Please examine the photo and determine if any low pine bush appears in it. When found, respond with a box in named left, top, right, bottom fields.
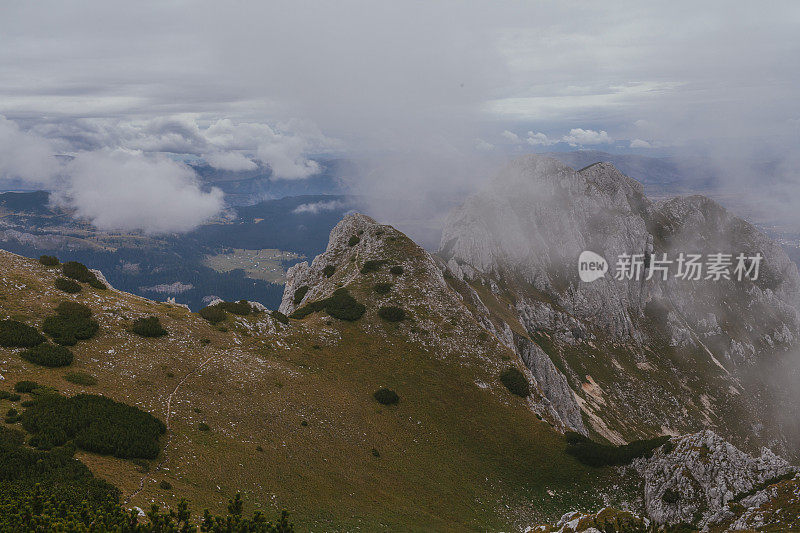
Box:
left=373, top=388, right=400, bottom=405
left=390, top=265, right=404, bottom=275
left=217, top=300, right=252, bottom=316
left=271, top=310, right=289, bottom=325
left=499, top=367, right=530, bottom=397
left=21, top=343, right=74, bottom=368
left=0, top=320, right=45, bottom=348
left=21, top=393, right=166, bottom=459
left=130, top=316, right=167, bottom=338
left=199, top=305, right=227, bottom=324
left=0, top=391, right=21, bottom=401
left=14, top=381, right=39, bottom=394
left=43, top=303, right=99, bottom=346
left=64, top=371, right=98, bottom=386
left=564, top=432, right=670, bottom=467
left=290, top=288, right=365, bottom=321
left=322, top=265, right=336, bottom=277
left=293, top=286, right=309, bottom=305
left=373, top=282, right=392, bottom=294
left=61, top=261, right=106, bottom=289
left=198, top=422, right=211, bottom=432
left=55, top=277, right=81, bottom=293
left=348, top=235, right=360, bottom=246
left=661, top=489, right=680, bottom=504
left=38, top=255, right=59, bottom=266
left=360, top=260, right=387, bottom=274
left=378, top=306, right=406, bottom=322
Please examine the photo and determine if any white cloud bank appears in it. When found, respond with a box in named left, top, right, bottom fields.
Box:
left=501, top=128, right=612, bottom=147
left=292, top=200, right=346, bottom=215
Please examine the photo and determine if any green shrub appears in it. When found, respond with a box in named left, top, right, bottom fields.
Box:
left=390, top=265, right=404, bottom=275
left=21, top=343, right=74, bottom=367
left=373, top=388, right=400, bottom=405
left=5, top=407, right=20, bottom=423
left=217, top=300, right=253, bottom=316
left=662, top=489, right=680, bottom=504
left=374, top=282, right=392, bottom=294
left=130, top=316, right=167, bottom=338
left=348, top=235, right=360, bottom=246
left=499, top=367, right=530, bottom=397
left=293, top=286, right=309, bottom=305
left=198, top=422, right=211, bottom=431
left=322, top=265, right=336, bottom=277
left=88, top=277, right=107, bottom=290
left=661, top=439, right=675, bottom=454
left=21, top=393, right=166, bottom=459
left=64, top=371, right=98, bottom=386
left=290, top=288, right=365, bottom=321
left=271, top=310, right=289, bottom=325
left=39, top=255, right=59, bottom=266
left=564, top=432, right=670, bottom=467
left=360, top=260, right=387, bottom=274
left=62, top=261, right=94, bottom=282
left=43, top=304, right=99, bottom=346
left=0, top=390, right=21, bottom=401
left=378, top=306, right=406, bottom=322
left=199, top=305, right=227, bottom=324
left=14, top=381, right=39, bottom=393
left=55, top=277, right=82, bottom=293
left=0, top=320, right=45, bottom=347
left=160, top=480, right=172, bottom=490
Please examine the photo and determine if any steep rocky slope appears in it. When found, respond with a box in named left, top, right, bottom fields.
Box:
left=438, top=155, right=800, bottom=457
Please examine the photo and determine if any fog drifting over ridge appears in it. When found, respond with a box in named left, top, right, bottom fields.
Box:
left=0, top=1, right=798, bottom=235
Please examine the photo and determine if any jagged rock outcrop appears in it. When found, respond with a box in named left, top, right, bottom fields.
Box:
left=632, top=430, right=794, bottom=527
left=526, top=508, right=650, bottom=533
left=438, top=155, right=800, bottom=454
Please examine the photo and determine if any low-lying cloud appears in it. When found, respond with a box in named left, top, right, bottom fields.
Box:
left=292, top=200, right=347, bottom=215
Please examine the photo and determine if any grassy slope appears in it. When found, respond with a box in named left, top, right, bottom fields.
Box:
left=0, top=247, right=623, bottom=531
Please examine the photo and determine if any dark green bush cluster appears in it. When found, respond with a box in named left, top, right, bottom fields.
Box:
left=499, top=367, right=530, bottom=397
left=217, top=300, right=255, bottom=316
left=661, top=488, right=680, bottom=504
left=564, top=432, right=670, bottom=467
left=293, top=286, right=309, bottom=305
left=0, top=390, right=21, bottom=401
left=198, top=422, right=211, bottom=432
left=21, top=392, right=166, bottom=458
left=61, top=261, right=106, bottom=289
left=378, top=306, right=406, bottom=322
left=55, top=277, right=82, bottom=293
left=390, top=265, right=404, bottom=275
left=5, top=407, right=20, bottom=424
left=271, top=310, right=289, bottom=325
left=0, top=319, right=44, bottom=348
left=373, top=388, right=400, bottom=405
left=14, top=381, right=39, bottom=393
left=43, top=301, right=99, bottom=346
left=290, top=288, right=366, bottom=321
left=38, top=255, right=59, bottom=266
left=130, top=316, right=168, bottom=338
left=348, top=235, right=360, bottom=246
left=373, top=282, right=392, bottom=294
left=64, top=371, right=98, bottom=386
left=21, top=343, right=74, bottom=367
left=199, top=305, right=227, bottom=324
left=322, top=265, right=336, bottom=277
left=360, top=259, right=387, bottom=274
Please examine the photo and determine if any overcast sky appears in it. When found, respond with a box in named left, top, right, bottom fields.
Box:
left=0, top=1, right=798, bottom=233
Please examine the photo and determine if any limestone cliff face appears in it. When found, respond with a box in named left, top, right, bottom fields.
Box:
left=438, top=155, right=800, bottom=454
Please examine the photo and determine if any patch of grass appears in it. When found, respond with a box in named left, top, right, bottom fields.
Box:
left=374, top=282, right=392, bottom=294
left=64, top=371, right=98, bottom=386
left=199, top=305, right=227, bottom=324
left=323, top=265, right=336, bottom=278
left=290, top=288, right=366, bottom=321
left=564, top=432, right=670, bottom=467
left=499, top=367, right=530, bottom=398
left=378, top=306, right=406, bottom=322
left=390, top=265, right=404, bottom=275
left=55, top=277, right=82, bottom=293
left=21, top=343, right=74, bottom=368
left=130, top=316, right=168, bottom=338
left=373, top=388, right=400, bottom=405
left=43, top=303, right=99, bottom=346
left=38, top=255, right=59, bottom=266
left=348, top=235, right=360, bottom=246
left=360, top=260, right=387, bottom=274
left=293, top=286, right=309, bottom=305
left=21, top=392, right=166, bottom=459
left=0, top=319, right=45, bottom=348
